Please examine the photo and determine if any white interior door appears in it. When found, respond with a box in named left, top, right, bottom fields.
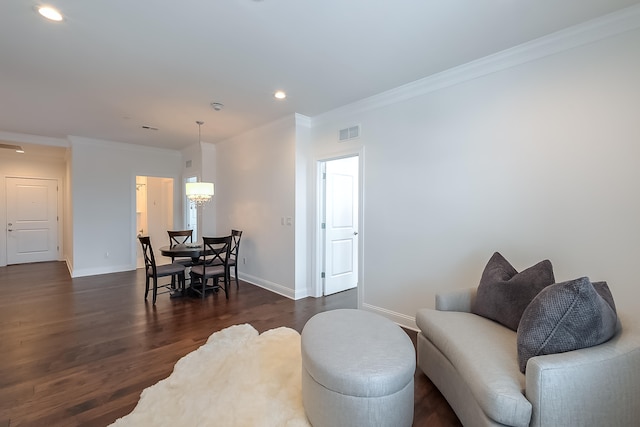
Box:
left=324, top=156, right=359, bottom=295
left=6, top=177, right=59, bottom=264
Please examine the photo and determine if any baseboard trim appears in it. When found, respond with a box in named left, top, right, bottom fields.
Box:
left=238, top=273, right=306, bottom=300
left=362, top=303, right=418, bottom=331
left=71, top=263, right=135, bottom=278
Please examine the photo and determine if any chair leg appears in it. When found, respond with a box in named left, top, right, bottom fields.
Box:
left=201, top=278, right=207, bottom=300
left=152, top=277, right=158, bottom=304
left=234, top=264, right=239, bottom=288
left=145, top=276, right=150, bottom=300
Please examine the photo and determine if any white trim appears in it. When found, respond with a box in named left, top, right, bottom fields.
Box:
left=362, top=303, right=418, bottom=331
left=313, top=4, right=640, bottom=125
left=238, top=273, right=304, bottom=300
left=294, top=113, right=312, bottom=128
left=0, top=131, right=69, bottom=147
left=71, top=263, right=135, bottom=278
left=312, top=146, right=365, bottom=307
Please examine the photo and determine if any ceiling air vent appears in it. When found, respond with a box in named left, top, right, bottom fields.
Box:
left=338, top=125, right=360, bottom=142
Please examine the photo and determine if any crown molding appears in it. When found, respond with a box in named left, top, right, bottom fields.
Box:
left=295, top=113, right=312, bottom=128
left=313, top=4, right=640, bottom=125
left=0, top=130, right=69, bottom=147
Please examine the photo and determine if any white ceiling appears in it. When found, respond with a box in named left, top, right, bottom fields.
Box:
left=1, top=0, right=639, bottom=151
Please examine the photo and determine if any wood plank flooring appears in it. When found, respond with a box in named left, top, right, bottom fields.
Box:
left=0, top=262, right=461, bottom=427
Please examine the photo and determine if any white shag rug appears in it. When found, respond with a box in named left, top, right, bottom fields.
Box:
left=110, top=324, right=311, bottom=427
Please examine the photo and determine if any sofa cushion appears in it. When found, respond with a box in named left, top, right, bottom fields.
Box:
left=517, top=277, right=618, bottom=373
left=416, top=309, right=532, bottom=427
left=472, top=252, right=555, bottom=331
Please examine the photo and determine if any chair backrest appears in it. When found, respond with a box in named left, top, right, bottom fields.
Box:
left=201, top=236, right=232, bottom=268
left=168, top=230, right=193, bottom=247
left=138, top=236, right=157, bottom=276
left=230, top=229, right=243, bottom=260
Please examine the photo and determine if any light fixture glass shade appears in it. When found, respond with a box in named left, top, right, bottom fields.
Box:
left=186, top=182, right=214, bottom=205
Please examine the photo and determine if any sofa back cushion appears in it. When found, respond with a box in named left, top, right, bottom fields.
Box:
left=517, top=277, right=618, bottom=373
left=472, top=252, right=555, bottom=331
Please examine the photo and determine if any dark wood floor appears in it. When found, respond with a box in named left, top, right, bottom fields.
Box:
left=0, top=262, right=461, bottom=427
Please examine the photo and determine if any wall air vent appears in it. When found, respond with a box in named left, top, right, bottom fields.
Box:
left=338, top=125, right=361, bottom=142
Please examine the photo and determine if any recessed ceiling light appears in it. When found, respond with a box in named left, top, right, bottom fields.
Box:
left=37, top=6, right=63, bottom=22
left=274, top=90, right=287, bottom=100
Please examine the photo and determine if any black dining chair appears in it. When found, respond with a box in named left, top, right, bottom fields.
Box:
left=228, top=229, right=243, bottom=288
left=189, top=236, right=232, bottom=300
left=168, top=229, right=198, bottom=289
left=167, top=230, right=197, bottom=266
left=138, top=236, right=186, bottom=304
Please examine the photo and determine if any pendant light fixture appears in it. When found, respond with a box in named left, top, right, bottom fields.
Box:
left=186, top=121, right=214, bottom=206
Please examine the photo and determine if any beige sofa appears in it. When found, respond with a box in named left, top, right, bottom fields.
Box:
left=416, top=287, right=640, bottom=427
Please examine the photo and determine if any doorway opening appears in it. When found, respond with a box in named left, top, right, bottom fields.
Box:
left=135, top=176, right=174, bottom=268
left=319, top=155, right=359, bottom=296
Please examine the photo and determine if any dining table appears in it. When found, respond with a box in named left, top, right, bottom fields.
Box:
left=159, top=243, right=211, bottom=298
left=159, top=243, right=209, bottom=263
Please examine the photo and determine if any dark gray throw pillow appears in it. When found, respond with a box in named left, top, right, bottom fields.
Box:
left=516, top=277, right=618, bottom=373
left=471, top=252, right=555, bottom=331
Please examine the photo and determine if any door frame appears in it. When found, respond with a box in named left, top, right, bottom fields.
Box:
left=129, top=173, right=180, bottom=271
left=184, top=175, right=201, bottom=242
left=313, top=147, right=364, bottom=305
left=5, top=176, right=62, bottom=265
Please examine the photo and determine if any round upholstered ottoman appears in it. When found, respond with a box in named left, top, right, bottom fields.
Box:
left=301, top=309, right=415, bottom=427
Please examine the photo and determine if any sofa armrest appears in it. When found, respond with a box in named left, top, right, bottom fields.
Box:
left=435, top=287, right=477, bottom=312
left=525, top=314, right=640, bottom=427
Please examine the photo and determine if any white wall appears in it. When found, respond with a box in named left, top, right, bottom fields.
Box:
left=215, top=115, right=299, bottom=298
left=70, top=137, right=182, bottom=277
left=310, top=25, right=640, bottom=327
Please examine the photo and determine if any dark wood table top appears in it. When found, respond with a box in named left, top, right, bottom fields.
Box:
left=159, top=244, right=207, bottom=258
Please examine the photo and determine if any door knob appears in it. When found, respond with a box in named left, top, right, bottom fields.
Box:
left=353, top=231, right=358, bottom=235
left=7, top=229, right=13, bottom=232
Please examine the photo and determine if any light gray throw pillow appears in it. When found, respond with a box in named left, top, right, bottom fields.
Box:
left=517, top=277, right=618, bottom=373
left=471, top=252, right=555, bottom=331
